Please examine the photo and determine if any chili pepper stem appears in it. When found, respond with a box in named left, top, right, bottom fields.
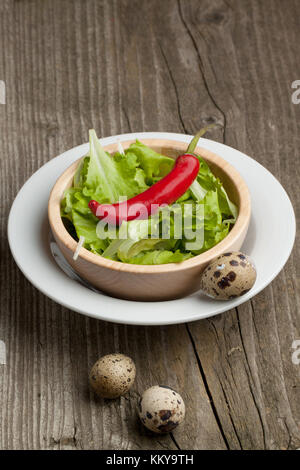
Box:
left=187, top=124, right=218, bottom=154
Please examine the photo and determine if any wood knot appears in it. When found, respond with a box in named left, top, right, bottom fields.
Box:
left=201, top=116, right=222, bottom=126
left=206, top=11, right=225, bottom=24
left=197, top=4, right=231, bottom=26
left=199, top=116, right=224, bottom=131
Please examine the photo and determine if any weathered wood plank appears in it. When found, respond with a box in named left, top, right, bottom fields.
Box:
left=0, top=0, right=299, bottom=450
left=179, top=0, right=300, bottom=449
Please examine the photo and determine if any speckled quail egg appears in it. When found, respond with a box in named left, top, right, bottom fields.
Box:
left=200, top=251, right=256, bottom=300
left=89, top=353, right=136, bottom=399
left=138, top=385, right=185, bottom=434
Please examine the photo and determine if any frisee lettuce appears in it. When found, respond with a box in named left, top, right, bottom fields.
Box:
left=61, top=130, right=237, bottom=265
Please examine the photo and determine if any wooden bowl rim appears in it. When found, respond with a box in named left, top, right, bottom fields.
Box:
left=48, top=138, right=251, bottom=274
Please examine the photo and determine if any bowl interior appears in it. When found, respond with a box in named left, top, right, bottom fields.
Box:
left=49, top=139, right=250, bottom=273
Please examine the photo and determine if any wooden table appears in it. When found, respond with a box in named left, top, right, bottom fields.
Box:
left=0, top=0, right=299, bottom=450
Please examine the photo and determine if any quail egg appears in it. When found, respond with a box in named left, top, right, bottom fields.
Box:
left=89, top=353, right=136, bottom=399
left=138, top=385, right=185, bottom=433
left=201, top=251, right=256, bottom=300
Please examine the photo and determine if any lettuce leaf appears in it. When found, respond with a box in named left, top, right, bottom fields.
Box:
left=125, top=140, right=174, bottom=180
left=83, top=130, right=142, bottom=203
left=124, top=250, right=192, bottom=265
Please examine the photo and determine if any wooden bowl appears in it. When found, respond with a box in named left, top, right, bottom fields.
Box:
left=48, top=139, right=251, bottom=301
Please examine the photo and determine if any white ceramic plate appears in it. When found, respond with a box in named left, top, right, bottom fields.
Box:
left=8, top=133, right=296, bottom=325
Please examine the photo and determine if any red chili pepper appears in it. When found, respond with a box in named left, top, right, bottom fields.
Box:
left=88, top=153, right=200, bottom=226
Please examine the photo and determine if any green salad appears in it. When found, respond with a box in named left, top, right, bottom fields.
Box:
left=61, top=130, right=237, bottom=265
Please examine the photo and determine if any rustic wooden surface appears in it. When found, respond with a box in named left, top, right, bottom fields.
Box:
left=0, top=0, right=299, bottom=450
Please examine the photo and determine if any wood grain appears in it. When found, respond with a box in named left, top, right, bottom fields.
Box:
left=0, top=0, right=299, bottom=449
